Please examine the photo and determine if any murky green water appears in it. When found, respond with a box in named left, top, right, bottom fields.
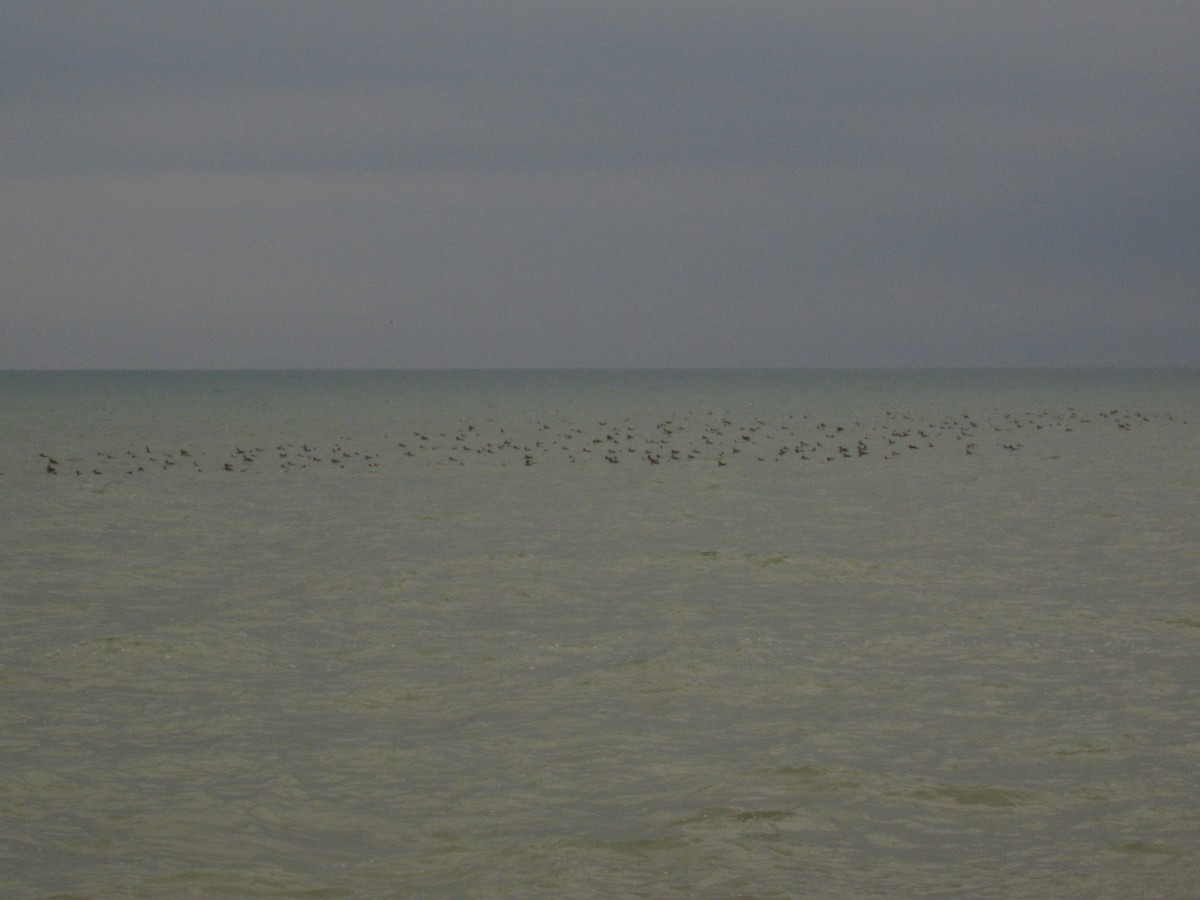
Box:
left=2, top=370, right=1198, bottom=897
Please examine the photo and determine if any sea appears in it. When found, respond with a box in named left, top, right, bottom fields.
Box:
left=2, top=369, right=1198, bottom=898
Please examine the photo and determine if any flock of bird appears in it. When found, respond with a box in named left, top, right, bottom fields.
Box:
left=29, top=407, right=1171, bottom=477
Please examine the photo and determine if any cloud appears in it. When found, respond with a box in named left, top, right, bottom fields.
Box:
left=2, top=2, right=1198, bottom=367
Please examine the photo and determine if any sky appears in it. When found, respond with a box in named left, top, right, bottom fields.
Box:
left=2, top=1, right=1198, bottom=369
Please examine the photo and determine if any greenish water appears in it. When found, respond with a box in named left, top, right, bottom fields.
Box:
left=2, top=370, right=1198, bottom=897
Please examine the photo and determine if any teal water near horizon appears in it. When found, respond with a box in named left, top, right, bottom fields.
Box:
left=2, top=369, right=1199, bottom=897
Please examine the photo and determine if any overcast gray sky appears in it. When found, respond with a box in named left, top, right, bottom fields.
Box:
left=3, top=1, right=1197, bottom=368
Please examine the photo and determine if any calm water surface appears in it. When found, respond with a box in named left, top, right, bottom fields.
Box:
left=2, top=370, right=1198, bottom=897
